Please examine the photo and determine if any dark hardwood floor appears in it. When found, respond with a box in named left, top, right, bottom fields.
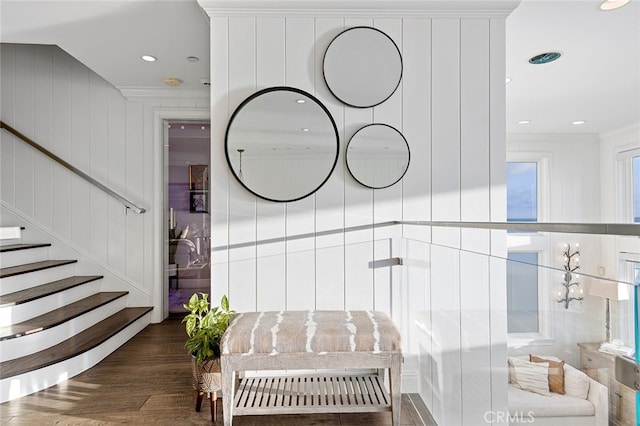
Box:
left=0, top=318, right=429, bottom=425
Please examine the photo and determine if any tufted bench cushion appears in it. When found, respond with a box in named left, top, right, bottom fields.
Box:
left=222, top=310, right=401, bottom=355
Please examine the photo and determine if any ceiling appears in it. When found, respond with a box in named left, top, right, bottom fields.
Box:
left=1, top=0, right=638, bottom=135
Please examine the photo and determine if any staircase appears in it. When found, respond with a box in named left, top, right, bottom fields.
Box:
left=0, top=226, right=152, bottom=403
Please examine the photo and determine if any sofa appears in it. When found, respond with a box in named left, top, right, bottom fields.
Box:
left=508, top=355, right=608, bottom=426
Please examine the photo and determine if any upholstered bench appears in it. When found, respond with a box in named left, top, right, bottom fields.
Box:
left=220, top=310, right=402, bottom=425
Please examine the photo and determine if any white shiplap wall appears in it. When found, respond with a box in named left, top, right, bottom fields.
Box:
left=0, top=44, right=209, bottom=320
left=201, top=2, right=512, bottom=423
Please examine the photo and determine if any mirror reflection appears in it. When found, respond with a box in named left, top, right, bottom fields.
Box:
left=346, top=124, right=410, bottom=189
left=225, top=87, right=339, bottom=202
left=323, top=26, right=402, bottom=108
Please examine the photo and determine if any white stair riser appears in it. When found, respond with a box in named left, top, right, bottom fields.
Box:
left=0, top=247, right=50, bottom=268
left=0, top=227, right=22, bottom=241
left=0, top=296, right=127, bottom=361
left=0, top=264, right=76, bottom=296
left=0, top=312, right=150, bottom=403
left=0, top=279, right=102, bottom=326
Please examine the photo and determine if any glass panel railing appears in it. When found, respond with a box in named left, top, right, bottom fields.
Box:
left=402, top=226, right=638, bottom=426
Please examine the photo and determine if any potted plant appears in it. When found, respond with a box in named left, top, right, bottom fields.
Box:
left=183, top=293, right=235, bottom=421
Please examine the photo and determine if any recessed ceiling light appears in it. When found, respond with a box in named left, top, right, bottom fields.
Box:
left=517, top=120, right=531, bottom=125
left=529, top=51, right=562, bottom=65
left=180, top=125, right=185, bottom=130
left=296, top=99, right=306, bottom=104
left=186, top=56, right=200, bottom=62
left=141, top=55, right=157, bottom=62
left=505, top=77, right=512, bottom=84
left=301, top=128, right=310, bottom=132
left=201, top=126, right=206, bottom=130
left=600, top=0, right=630, bottom=10
left=572, top=120, right=586, bottom=125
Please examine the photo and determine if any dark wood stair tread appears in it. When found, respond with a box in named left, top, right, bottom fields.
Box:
left=0, top=307, right=152, bottom=380
left=0, top=275, right=103, bottom=307
left=0, top=243, right=51, bottom=253
left=0, top=259, right=77, bottom=279
left=0, top=291, right=128, bottom=340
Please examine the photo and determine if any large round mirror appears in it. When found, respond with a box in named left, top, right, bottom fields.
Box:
left=225, top=87, right=339, bottom=202
left=346, top=124, right=410, bottom=189
left=323, top=26, right=402, bottom=108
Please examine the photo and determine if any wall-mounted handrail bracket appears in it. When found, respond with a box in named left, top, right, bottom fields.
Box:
left=1, top=120, right=146, bottom=214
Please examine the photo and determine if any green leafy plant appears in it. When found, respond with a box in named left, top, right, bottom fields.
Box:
left=183, top=293, right=235, bottom=364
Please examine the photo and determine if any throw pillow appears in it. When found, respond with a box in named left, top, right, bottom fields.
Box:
left=564, top=366, right=590, bottom=399
left=508, top=357, right=550, bottom=396
left=530, top=354, right=565, bottom=394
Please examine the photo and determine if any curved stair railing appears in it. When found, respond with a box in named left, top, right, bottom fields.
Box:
left=0, top=120, right=146, bottom=214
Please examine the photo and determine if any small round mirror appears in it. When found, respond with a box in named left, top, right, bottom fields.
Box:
left=323, top=26, right=402, bottom=108
left=225, top=87, right=339, bottom=202
left=346, top=124, right=410, bottom=189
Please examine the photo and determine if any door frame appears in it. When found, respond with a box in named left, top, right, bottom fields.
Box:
left=153, top=107, right=210, bottom=322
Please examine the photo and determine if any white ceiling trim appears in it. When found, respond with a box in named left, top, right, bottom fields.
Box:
left=118, top=86, right=210, bottom=102
left=198, top=0, right=520, bottom=18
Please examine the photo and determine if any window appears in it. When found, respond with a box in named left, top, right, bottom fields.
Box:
left=506, top=159, right=548, bottom=339
left=507, top=162, right=537, bottom=222
left=507, top=252, right=539, bottom=333
left=634, top=156, right=639, bottom=223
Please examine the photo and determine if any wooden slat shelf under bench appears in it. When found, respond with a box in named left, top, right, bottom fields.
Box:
left=232, top=373, right=391, bottom=416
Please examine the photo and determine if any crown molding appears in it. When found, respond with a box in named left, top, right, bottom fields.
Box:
left=197, top=0, right=521, bottom=18
left=117, top=86, right=210, bottom=102
left=599, top=123, right=640, bottom=144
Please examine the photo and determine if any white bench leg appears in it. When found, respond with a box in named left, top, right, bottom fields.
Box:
left=221, top=356, right=234, bottom=426
left=390, top=353, right=403, bottom=426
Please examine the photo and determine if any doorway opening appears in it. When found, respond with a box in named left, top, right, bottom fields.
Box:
left=166, top=120, right=211, bottom=314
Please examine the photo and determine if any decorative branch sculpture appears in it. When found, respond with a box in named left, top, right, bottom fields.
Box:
left=557, top=243, right=583, bottom=309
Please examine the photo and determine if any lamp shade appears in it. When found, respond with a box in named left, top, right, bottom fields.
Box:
left=588, top=280, right=629, bottom=301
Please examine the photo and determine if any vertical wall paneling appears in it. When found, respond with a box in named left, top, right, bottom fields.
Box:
left=406, top=238, right=432, bottom=408
left=431, top=19, right=461, bottom=249
left=314, top=17, right=346, bottom=311
left=460, top=251, right=491, bottom=425
left=373, top=238, right=392, bottom=314
left=284, top=18, right=316, bottom=311
left=430, top=244, right=462, bottom=425
left=89, top=75, right=109, bottom=264
left=315, top=243, right=346, bottom=310
left=460, top=19, right=491, bottom=257
left=70, top=60, right=91, bottom=253
left=255, top=17, right=286, bottom=311
left=228, top=17, right=258, bottom=312
left=401, top=19, right=431, bottom=242
left=372, top=18, right=404, bottom=224
left=489, top=18, right=509, bottom=419
left=210, top=16, right=231, bottom=303
left=256, top=17, right=285, bottom=89
left=108, top=90, right=127, bottom=277
left=0, top=44, right=16, bottom=206
left=32, top=45, right=54, bottom=229
left=124, top=102, right=144, bottom=283
left=344, top=241, right=374, bottom=310
left=51, top=48, right=73, bottom=242
left=14, top=45, right=35, bottom=217
left=458, top=20, right=493, bottom=424
left=342, top=17, right=375, bottom=311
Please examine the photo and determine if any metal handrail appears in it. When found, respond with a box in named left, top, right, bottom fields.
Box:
left=212, top=220, right=639, bottom=251
left=1, top=120, right=146, bottom=214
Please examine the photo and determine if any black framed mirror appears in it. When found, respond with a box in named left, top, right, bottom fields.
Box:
left=225, top=86, right=340, bottom=202
left=323, top=26, right=403, bottom=108
left=346, top=123, right=410, bottom=189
